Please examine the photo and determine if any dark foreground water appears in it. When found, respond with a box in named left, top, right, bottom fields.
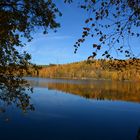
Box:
left=0, top=77, right=140, bottom=140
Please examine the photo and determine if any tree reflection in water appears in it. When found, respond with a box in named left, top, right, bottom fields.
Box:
left=0, top=76, right=35, bottom=119
left=46, top=81, right=140, bottom=103
left=29, top=79, right=140, bottom=103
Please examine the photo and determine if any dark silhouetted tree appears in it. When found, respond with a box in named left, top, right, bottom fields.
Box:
left=0, top=0, right=62, bottom=112
left=69, top=0, right=140, bottom=59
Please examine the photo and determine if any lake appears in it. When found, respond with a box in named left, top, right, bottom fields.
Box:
left=0, top=77, right=140, bottom=140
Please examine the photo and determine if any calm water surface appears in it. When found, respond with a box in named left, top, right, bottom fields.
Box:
left=0, top=77, right=140, bottom=140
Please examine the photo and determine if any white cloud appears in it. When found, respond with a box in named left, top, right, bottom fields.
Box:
left=46, top=35, right=72, bottom=40
left=31, top=33, right=73, bottom=41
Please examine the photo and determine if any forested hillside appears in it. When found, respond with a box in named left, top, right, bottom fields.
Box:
left=30, top=59, right=140, bottom=81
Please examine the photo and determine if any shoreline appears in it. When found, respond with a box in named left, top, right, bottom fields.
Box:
left=26, top=76, right=140, bottom=83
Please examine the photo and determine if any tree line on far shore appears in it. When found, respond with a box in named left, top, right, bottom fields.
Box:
left=29, top=59, right=140, bottom=81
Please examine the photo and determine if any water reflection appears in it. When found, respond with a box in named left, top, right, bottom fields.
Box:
left=0, top=77, right=35, bottom=117
left=0, top=77, right=140, bottom=140
left=29, top=78, right=140, bottom=103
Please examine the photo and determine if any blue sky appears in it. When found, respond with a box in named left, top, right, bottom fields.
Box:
left=23, top=1, right=94, bottom=65
left=24, top=1, right=140, bottom=65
